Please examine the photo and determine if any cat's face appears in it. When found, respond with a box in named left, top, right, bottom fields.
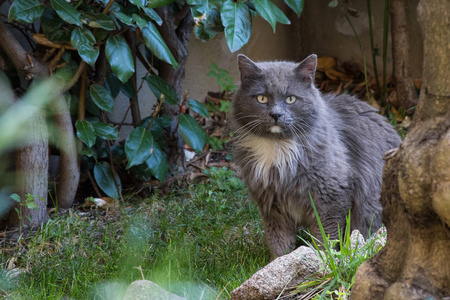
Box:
left=232, top=55, right=319, bottom=140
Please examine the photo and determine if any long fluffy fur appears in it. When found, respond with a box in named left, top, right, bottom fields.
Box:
left=231, top=55, right=402, bottom=259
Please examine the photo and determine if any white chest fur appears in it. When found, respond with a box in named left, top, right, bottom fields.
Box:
left=237, top=135, right=303, bottom=187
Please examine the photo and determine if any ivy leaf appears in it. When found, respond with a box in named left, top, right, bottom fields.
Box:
left=144, top=75, right=178, bottom=105
left=75, top=120, right=96, bottom=147
left=94, top=161, right=121, bottom=199
left=221, top=0, right=252, bottom=53
left=71, top=27, right=99, bottom=66
left=50, top=0, right=82, bottom=26
left=284, top=0, right=304, bottom=17
left=146, top=143, right=168, bottom=181
left=89, top=84, right=114, bottom=112
left=188, top=99, right=209, bottom=117
left=178, top=113, right=206, bottom=153
left=8, top=0, right=45, bottom=23
left=105, top=36, right=135, bottom=83
left=90, top=120, right=119, bottom=140
left=125, top=127, right=154, bottom=169
left=254, top=0, right=290, bottom=32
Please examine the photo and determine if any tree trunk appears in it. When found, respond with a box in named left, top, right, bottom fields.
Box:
left=156, top=5, right=194, bottom=170
left=51, top=96, right=80, bottom=209
left=351, top=0, right=450, bottom=299
left=390, top=0, right=417, bottom=114
left=8, top=112, right=49, bottom=228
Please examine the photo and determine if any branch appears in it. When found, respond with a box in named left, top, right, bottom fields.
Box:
left=0, top=19, right=48, bottom=79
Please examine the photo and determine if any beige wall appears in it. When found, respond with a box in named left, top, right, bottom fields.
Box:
left=183, top=0, right=423, bottom=103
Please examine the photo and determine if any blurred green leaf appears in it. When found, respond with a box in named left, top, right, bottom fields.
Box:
left=75, top=120, right=96, bottom=147
left=188, top=99, right=209, bottom=117
left=89, top=84, right=114, bottom=112
left=105, top=71, right=122, bottom=98
left=94, top=161, right=121, bottom=199
left=125, top=127, right=153, bottom=169
left=146, top=143, right=167, bottom=181
left=221, top=0, right=252, bottom=53
left=144, top=75, right=178, bottom=105
left=90, top=119, right=119, bottom=140
left=112, top=11, right=134, bottom=26
left=105, top=35, right=135, bottom=83
left=50, top=0, right=82, bottom=26
left=10, top=193, right=21, bottom=203
left=8, top=0, right=44, bottom=23
left=284, top=0, right=304, bottom=17
left=178, top=113, right=206, bottom=153
left=82, top=12, right=116, bottom=30
left=254, top=0, right=290, bottom=32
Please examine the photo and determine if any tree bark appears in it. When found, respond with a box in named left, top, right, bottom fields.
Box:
left=8, top=112, right=49, bottom=228
left=156, top=5, right=194, bottom=170
left=50, top=96, right=80, bottom=209
left=391, top=0, right=417, bottom=114
left=351, top=0, right=450, bottom=299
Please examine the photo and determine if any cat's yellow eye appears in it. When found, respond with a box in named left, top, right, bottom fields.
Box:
left=256, top=95, right=268, bottom=104
left=285, top=96, right=297, bottom=104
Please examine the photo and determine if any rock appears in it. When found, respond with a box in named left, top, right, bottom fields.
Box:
left=123, top=280, right=186, bottom=300
left=350, top=230, right=365, bottom=250
left=372, top=226, right=387, bottom=251
left=230, top=246, right=320, bottom=300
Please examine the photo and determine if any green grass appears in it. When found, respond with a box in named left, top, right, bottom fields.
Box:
left=1, top=167, right=269, bottom=299
left=290, top=193, right=386, bottom=300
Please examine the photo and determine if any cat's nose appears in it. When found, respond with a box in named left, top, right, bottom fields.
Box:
left=270, top=113, right=283, bottom=122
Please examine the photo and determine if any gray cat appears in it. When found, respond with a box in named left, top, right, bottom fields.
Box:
left=231, top=54, right=401, bottom=259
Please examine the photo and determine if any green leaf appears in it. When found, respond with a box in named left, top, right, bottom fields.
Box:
left=254, top=0, right=290, bottom=32
left=146, top=143, right=168, bottom=181
left=91, top=120, right=119, bottom=140
left=75, top=120, right=96, bottom=147
left=8, top=0, right=44, bottom=23
left=147, top=0, right=176, bottom=8
left=82, top=12, right=116, bottom=31
left=134, top=15, right=178, bottom=68
left=178, top=113, right=206, bottom=153
left=50, top=0, right=82, bottom=26
left=188, top=99, right=209, bottom=117
left=89, top=84, right=114, bottom=112
left=112, top=11, right=134, bottom=26
left=125, top=127, right=154, bottom=169
left=328, top=0, right=339, bottom=7
left=94, top=161, right=121, bottom=199
left=10, top=193, right=21, bottom=203
left=129, top=0, right=147, bottom=7
left=144, top=75, right=178, bottom=105
left=105, top=71, right=122, bottom=98
left=71, top=27, right=99, bottom=66
left=142, top=7, right=163, bottom=26
left=41, top=7, right=68, bottom=43
left=105, top=36, right=135, bottom=83
left=284, top=0, right=304, bottom=17
left=221, top=0, right=252, bottom=53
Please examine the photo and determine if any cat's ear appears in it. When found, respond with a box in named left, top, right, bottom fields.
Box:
left=237, top=54, right=261, bottom=80
left=296, top=54, right=317, bottom=84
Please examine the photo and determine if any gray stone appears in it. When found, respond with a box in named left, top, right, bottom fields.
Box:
left=123, top=280, right=186, bottom=300
left=372, top=226, right=387, bottom=251
left=230, top=246, right=320, bottom=300
left=350, top=230, right=366, bottom=250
